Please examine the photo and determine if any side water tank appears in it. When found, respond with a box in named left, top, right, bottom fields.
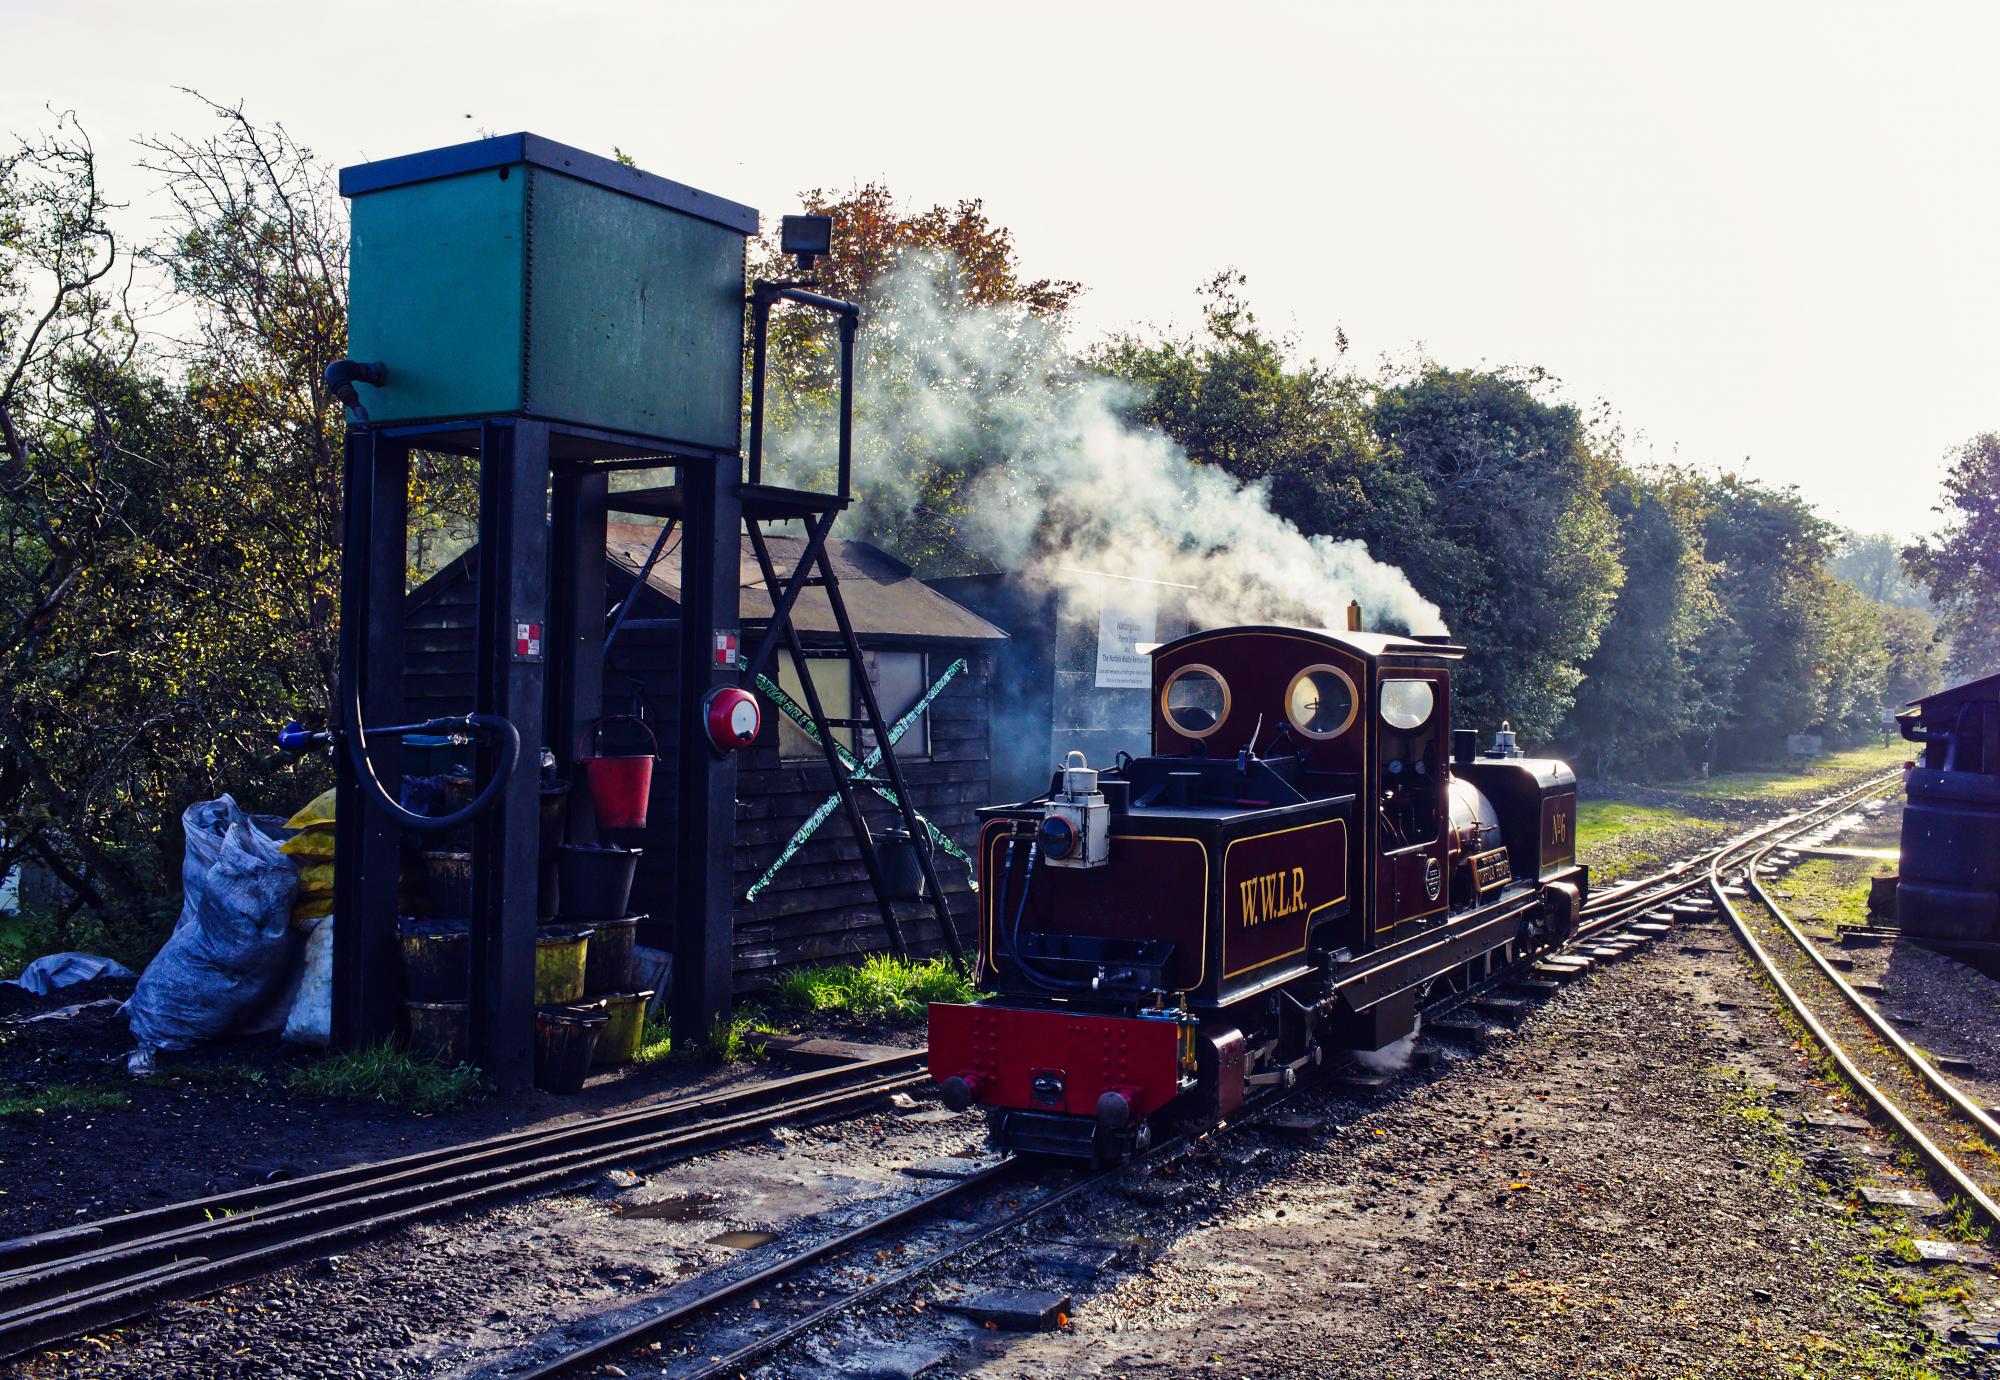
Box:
left=1897, top=679, right=2000, bottom=942
left=1898, top=767, right=2000, bottom=939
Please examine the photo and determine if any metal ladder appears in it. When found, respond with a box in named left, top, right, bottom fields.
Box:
left=737, top=505, right=969, bottom=969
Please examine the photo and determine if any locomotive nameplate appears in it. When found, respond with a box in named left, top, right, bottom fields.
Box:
left=1221, top=818, right=1348, bottom=980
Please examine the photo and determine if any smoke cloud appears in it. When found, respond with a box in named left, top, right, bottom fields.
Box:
left=767, top=256, right=1446, bottom=636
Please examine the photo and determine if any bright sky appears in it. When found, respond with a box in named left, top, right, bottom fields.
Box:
left=8, top=0, right=1994, bottom=540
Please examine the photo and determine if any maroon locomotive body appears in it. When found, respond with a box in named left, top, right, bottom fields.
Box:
left=928, top=624, right=1586, bottom=1161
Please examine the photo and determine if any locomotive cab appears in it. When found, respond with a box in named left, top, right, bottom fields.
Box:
left=929, top=624, right=1588, bottom=1162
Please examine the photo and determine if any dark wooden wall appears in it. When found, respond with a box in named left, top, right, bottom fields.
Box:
left=403, top=559, right=989, bottom=993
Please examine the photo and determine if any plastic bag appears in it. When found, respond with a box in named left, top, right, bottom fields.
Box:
left=294, top=863, right=334, bottom=895
left=4, top=951, right=136, bottom=995
left=279, top=828, right=335, bottom=860
left=122, top=795, right=302, bottom=1054
left=284, top=788, right=337, bottom=831
left=281, top=916, right=334, bottom=1047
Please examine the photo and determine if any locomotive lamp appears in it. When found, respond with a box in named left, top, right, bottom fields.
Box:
left=1040, top=751, right=1111, bottom=869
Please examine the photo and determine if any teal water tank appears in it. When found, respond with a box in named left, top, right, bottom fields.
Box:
left=340, top=133, right=756, bottom=451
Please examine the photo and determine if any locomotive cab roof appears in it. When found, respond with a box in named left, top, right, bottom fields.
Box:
left=1149, top=625, right=1465, bottom=666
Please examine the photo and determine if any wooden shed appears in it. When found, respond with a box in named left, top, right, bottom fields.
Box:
left=403, top=522, right=1005, bottom=989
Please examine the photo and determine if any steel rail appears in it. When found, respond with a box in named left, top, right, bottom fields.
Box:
left=0, top=1048, right=926, bottom=1274
left=1574, top=771, right=1903, bottom=940
left=1707, top=804, right=2000, bottom=1233
left=1743, top=844, right=2000, bottom=1148
left=0, top=1060, right=928, bottom=1361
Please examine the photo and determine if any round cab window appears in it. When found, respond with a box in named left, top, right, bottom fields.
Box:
left=1379, top=679, right=1436, bottom=731
left=1286, top=665, right=1358, bottom=740
left=1161, top=664, right=1230, bottom=738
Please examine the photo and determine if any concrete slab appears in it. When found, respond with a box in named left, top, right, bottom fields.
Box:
left=1930, top=1054, right=1979, bottom=1076
left=1860, top=1185, right=1947, bottom=1216
left=762, top=1035, right=913, bottom=1066
left=837, top=1344, right=954, bottom=1378
left=943, top=1287, right=1071, bottom=1331
left=902, top=1156, right=999, bottom=1180
left=1800, top=1111, right=1872, bottom=1132
left=1912, top=1239, right=1997, bottom=1270
left=1021, top=1242, right=1121, bottom=1281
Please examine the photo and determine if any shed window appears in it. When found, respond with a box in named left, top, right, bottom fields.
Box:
left=871, top=651, right=930, bottom=758
left=775, top=653, right=853, bottom=762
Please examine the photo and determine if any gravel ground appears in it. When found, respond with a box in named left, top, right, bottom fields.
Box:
left=0, top=986, right=917, bottom=1241
left=741, top=907, right=1997, bottom=1380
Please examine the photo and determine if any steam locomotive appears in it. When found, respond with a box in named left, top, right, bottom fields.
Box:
left=927, top=624, right=1586, bottom=1162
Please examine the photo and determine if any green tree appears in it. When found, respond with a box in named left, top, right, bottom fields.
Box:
left=1694, top=476, right=1889, bottom=763
left=1091, top=272, right=1459, bottom=621
left=1370, top=368, right=1625, bottom=741
left=1906, top=432, right=2000, bottom=680
left=1563, top=466, right=1720, bottom=776
left=1829, top=530, right=1930, bottom=610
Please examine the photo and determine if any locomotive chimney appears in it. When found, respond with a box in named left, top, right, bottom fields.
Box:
left=1346, top=600, right=1362, bottom=632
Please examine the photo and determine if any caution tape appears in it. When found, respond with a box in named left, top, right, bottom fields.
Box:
left=744, top=657, right=975, bottom=902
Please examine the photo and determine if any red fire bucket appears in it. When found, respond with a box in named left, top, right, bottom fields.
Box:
left=578, top=716, right=659, bottom=831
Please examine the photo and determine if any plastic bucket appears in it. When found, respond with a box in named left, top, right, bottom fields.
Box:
left=582, top=915, right=640, bottom=996
left=406, top=1001, right=469, bottom=1064
left=418, top=850, right=473, bottom=916
left=578, top=717, right=658, bottom=830
left=558, top=844, right=641, bottom=919
left=592, top=990, right=655, bottom=1065
left=534, top=1004, right=608, bottom=1093
left=534, top=926, right=594, bottom=1005
left=399, top=918, right=470, bottom=1002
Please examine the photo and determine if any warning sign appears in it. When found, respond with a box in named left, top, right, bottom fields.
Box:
left=1095, top=585, right=1158, bottom=690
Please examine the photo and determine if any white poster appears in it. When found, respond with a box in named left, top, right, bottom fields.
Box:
left=1095, top=583, right=1159, bottom=689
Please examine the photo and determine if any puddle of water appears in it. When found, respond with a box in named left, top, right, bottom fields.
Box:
left=615, top=1193, right=724, bottom=1223
left=707, top=1230, right=779, bottom=1249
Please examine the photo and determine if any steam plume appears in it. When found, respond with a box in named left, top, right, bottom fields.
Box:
left=768, top=256, right=1446, bottom=636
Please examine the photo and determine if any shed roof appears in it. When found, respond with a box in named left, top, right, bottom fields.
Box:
left=1905, top=670, right=2000, bottom=712
left=605, top=523, right=1005, bottom=643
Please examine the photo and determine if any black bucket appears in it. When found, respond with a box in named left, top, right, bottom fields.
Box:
left=877, top=828, right=929, bottom=901
left=582, top=914, right=640, bottom=996
left=558, top=844, right=641, bottom=919
left=405, top=1000, right=469, bottom=1063
left=399, top=918, right=470, bottom=1002
left=537, top=855, right=560, bottom=921
left=534, top=1004, right=608, bottom=1094
left=418, top=850, right=473, bottom=916
left=540, top=781, right=571, bottom=858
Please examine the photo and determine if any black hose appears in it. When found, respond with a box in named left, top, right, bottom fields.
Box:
left=1004, top=841, right=1094, bottom=993
left=344, top=675, right=521, bottom=833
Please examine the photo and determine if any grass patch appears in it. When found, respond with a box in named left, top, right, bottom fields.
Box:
left=769, top=955, right=975, bottom=1022
left=287, top=1042, right=484, bottom=1114
left=634, top=1010, right=672, bottom=1065
left=0, top=1082, right=130, bottom=1117
left=1770, top=857, right=1890, bottom=931
left=1681, top=741, right=1909, bottom=801
left=1575, top=799, right=1727, bottom=851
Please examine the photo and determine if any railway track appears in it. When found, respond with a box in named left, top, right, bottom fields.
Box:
left=1705, top=781, right=2000, bottom=1233
left=0, top=1051, right=928, bottom=1362
left=489, top=782, right=1918, bottom=1379
left=0, top=770, right=1913, bottom=1372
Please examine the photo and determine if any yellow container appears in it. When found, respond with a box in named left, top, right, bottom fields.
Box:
left=592, top=990, right=656, bottom=1065
left=533, top=927, right=593, bottom=1005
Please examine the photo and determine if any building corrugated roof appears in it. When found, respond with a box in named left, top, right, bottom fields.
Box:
left=605, top=522, right=1006, bottom=643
